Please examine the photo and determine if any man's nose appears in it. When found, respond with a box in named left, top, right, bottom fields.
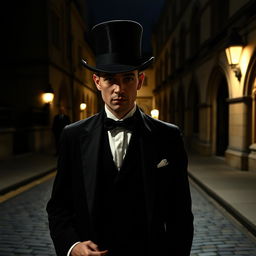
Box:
left=113, top=82, right=123, bottom=93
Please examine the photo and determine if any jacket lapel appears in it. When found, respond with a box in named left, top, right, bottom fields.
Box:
left=80, top=112, right=104, bottom=222
left=137, top=110, right=158, bottom=234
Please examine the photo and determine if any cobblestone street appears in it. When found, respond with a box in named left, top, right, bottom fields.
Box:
left=0, top=178, right=256, bottom=256
left=190, top=182, right=256, bottom=256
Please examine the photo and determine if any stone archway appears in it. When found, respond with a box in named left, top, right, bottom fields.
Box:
left=207, top=67, right=230, bottom=156
left=187, top=79, right=200, bottom=150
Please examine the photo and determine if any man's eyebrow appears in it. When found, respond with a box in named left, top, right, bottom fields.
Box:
left=101, top=73, right=136, bottom=78
left=122, top=73, right=135, bottom=77
left=101, top=73, right=114, bottom=78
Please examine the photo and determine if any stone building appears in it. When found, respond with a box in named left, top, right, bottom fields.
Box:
left=0, top=0, right=98, bottom=159
left=137, top=67, right=155, bottom=115
left=153, top=0, right=256, bottom=171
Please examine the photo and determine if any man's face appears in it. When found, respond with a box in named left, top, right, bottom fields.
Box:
left=93, top=70, right=144, bottom=118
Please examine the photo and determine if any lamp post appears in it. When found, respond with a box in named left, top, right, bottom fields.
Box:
left=225, top=29, right=244, bottom=81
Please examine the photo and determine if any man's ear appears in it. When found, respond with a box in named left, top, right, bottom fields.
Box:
left=93, top=74, right=101, bottom=91
left=137, top=72, right=145, bottom=90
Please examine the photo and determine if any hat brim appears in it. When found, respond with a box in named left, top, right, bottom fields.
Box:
left=81, top=57, right=154, bottom=73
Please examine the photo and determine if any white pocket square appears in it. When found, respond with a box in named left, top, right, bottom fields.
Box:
left=157, top=159, right=169, bottom=168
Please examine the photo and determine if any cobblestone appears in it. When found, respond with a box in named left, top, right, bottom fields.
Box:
left=0, top=180, right=56, bottom=256
left=0, top=179, right=256, bottom=255
left=190, top=185, right=256, bottom=256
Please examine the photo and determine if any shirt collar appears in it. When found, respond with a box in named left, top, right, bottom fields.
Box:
left=105, top=104, right=137, bottom=121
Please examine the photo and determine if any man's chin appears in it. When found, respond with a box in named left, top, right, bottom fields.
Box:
left=111, top=102, right=127, bottom=109
left=109, top=104, right=129, bottom=113
left=111, top=105, right=125, bottom=112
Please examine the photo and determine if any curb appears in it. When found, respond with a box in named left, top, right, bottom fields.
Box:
left=188, top=171, right=256, bottom=238
left=0, top=168, right=56, bottom=196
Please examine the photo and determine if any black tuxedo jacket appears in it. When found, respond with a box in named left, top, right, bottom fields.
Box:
left=46, top=109, right=194, bottom=256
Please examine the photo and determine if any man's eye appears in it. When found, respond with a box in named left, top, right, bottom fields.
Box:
left=105, top=77, right=114, bottom=82
left=124, top=77, right=134, bottom=82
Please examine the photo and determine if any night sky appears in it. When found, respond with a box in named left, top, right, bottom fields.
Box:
left=86, top=0, right=165, bottom=54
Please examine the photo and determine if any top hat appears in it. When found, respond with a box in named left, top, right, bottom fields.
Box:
left=81, top=20, right=154, bottom=73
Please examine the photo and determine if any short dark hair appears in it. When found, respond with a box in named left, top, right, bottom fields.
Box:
left=94, top=70, right=142, bottom=78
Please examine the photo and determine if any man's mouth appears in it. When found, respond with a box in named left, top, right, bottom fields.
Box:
left=112, top=98, right=126, bottom=102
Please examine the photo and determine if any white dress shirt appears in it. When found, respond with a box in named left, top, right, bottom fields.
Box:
left=105, top=104, right=136, bottom=170
left=67, top=104, right=136, bottom=256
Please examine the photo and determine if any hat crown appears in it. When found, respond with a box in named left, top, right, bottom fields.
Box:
left=91, top=20, right=143, bottom=63
left=81, top=20, right=154, bottom=73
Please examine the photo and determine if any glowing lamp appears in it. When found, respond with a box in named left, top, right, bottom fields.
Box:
left=225, top=46, right=243, bottom=66
left=151, top=109, right=159, bottom=119
left=42, top=93, right=54, bottom=103
left=42, top=84, right=54, bottom=103
left=225, top=29, right=245, bottom=81
left=42, top=84, right=54, bottom=104
left=80, top=103, right=87, bottom=111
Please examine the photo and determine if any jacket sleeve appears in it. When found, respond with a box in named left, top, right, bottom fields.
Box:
left=166, top=128, right=194, bottom=255
left=46, top=127, right=80, bottom=256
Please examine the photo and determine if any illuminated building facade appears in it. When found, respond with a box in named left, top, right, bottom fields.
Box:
left=0, top=0, right=98, bottom=159
left=153, top=0, right=256, bottom=171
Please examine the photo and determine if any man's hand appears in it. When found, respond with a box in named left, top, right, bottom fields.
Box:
left=71, top=240, right=108, bottom=256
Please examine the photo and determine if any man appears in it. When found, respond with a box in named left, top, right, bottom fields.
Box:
left=47, top=20, right=194, bottom=256
left=52, top=106, right=71, bottom=155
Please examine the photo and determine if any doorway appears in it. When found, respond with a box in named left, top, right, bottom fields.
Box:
left=216, top=77, right=229, bottom=156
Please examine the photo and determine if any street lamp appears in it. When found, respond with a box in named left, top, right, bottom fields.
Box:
left=225, top=29, right=245, bottom=81
left=42, top=85, right=54, bottom=104
left=151, top=109, right=159, bottom=119
left=80, top=102, right=87, bottom=120
left=80, top=103, right=87, bottom=111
